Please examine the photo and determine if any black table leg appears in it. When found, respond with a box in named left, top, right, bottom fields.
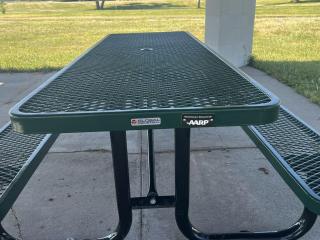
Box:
left=0, top=224, right=19, bottom=240
left=131, top=129, right=175, bottom=210
left=174, top=128, right=317, bottom=240
left=147, top=129, right=158, bottom=198
left=99, top=131, right=132, bottom=240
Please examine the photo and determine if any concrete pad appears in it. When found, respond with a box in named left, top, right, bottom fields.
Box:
left=0, top=72, right=53, bottom=104
left=141, top=127, right=255, bottom=153
left=0, top=72, right=55, bottom=125
left=0, top=107, right=10, bottom=126
left=141, top=149, right=320, bottom=240
left=2, top=152, right=142, bottom=240
left=51, top=131, right=141, bottom=154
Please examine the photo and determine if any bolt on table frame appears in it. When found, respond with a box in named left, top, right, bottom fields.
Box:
left=10, top=32, right=314, bottom=240
left=100, top=128, right=317, bottom=240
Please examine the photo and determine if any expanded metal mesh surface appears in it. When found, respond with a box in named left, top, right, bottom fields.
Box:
left=255, top=108, right=320, bottom=196
left=20, top=32, right=271, bottom=113
left=0, top=125, right=46, bottom=197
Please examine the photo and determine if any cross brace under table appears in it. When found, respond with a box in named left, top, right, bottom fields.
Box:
left=99, top=129, right=317, bottom=240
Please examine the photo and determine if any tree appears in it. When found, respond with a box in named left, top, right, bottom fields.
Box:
left=0, top=0, right=6, bottom=14
left=292, top=0, right=300, bottom=2
left=95, top=0, right=106, bottom=10
left=197, top=0, right=201, bottom=8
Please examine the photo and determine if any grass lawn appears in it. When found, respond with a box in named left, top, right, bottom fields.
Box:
left=0, top=0, right=319, bottom=104
left=253, top=0, right=320, bottom=104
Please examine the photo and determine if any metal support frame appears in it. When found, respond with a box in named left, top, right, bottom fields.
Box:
left=174, top=128, right=317, bottom=240
left=132, top=130, right=175, bottom=210
left=99, top=131, right=132, bottom=240
left=101, top=128, right=317, bottom=240
left=0, top=225, right=19, bottom=240
left=147, top=129, right=158, bottom=198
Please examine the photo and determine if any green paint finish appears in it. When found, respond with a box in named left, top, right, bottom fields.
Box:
left=10, top=32, right=279, bottom=133
left=243, top=106, right=320, bottom=215
left=0, top=123, right=57, bottom=221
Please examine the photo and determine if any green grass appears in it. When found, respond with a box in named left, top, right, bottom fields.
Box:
left=0, top=0, right=319, bottom=104
left=0, top=0, right=205, bottom=71
left=252, top=0, right=320, bottom=104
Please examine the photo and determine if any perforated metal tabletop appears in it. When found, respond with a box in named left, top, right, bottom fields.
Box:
left=10, top=32, right=279, bottom=133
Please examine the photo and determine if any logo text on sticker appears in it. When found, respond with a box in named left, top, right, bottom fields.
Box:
left=182, top=114, right=214, bottom=127
left=131, top=118, right=161, bottom=127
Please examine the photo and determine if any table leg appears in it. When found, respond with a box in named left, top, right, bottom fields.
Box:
left=174, top=128, right=317, bottom=240
left=147, top=129, right=158, bottom=198
left=99, top=131, right=132, bottom=240
left=130, top=129, right=175, bottom=210
left=0, top=224, right=19, bottom=240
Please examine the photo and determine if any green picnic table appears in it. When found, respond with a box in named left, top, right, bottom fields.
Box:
left=4, top=32, right=320, bottom=240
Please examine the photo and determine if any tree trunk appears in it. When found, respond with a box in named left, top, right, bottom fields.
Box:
left=96, top=0, right=106, bottom=10
left=292, top=0, right=300, bottom=3
left=197, top=0, right=201, bottom=8
left=101, top=0, right=106, bottom=10
left=95, top=0, right=100, bottom=10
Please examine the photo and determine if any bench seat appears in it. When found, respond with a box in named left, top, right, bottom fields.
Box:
left=0, top=123, right=57, bottom=239
left=243, top=106, right=320, bottom=215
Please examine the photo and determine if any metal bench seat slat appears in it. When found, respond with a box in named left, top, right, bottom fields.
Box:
left=0, top=123, right=57, bottom=222
left=243, top=107, right=320, bottom=214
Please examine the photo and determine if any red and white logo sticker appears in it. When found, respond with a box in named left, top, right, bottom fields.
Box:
left=131, top=118, right=161, bottom=127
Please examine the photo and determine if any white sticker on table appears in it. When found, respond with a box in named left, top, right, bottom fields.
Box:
left=131, top=118, right=161, bottom=126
